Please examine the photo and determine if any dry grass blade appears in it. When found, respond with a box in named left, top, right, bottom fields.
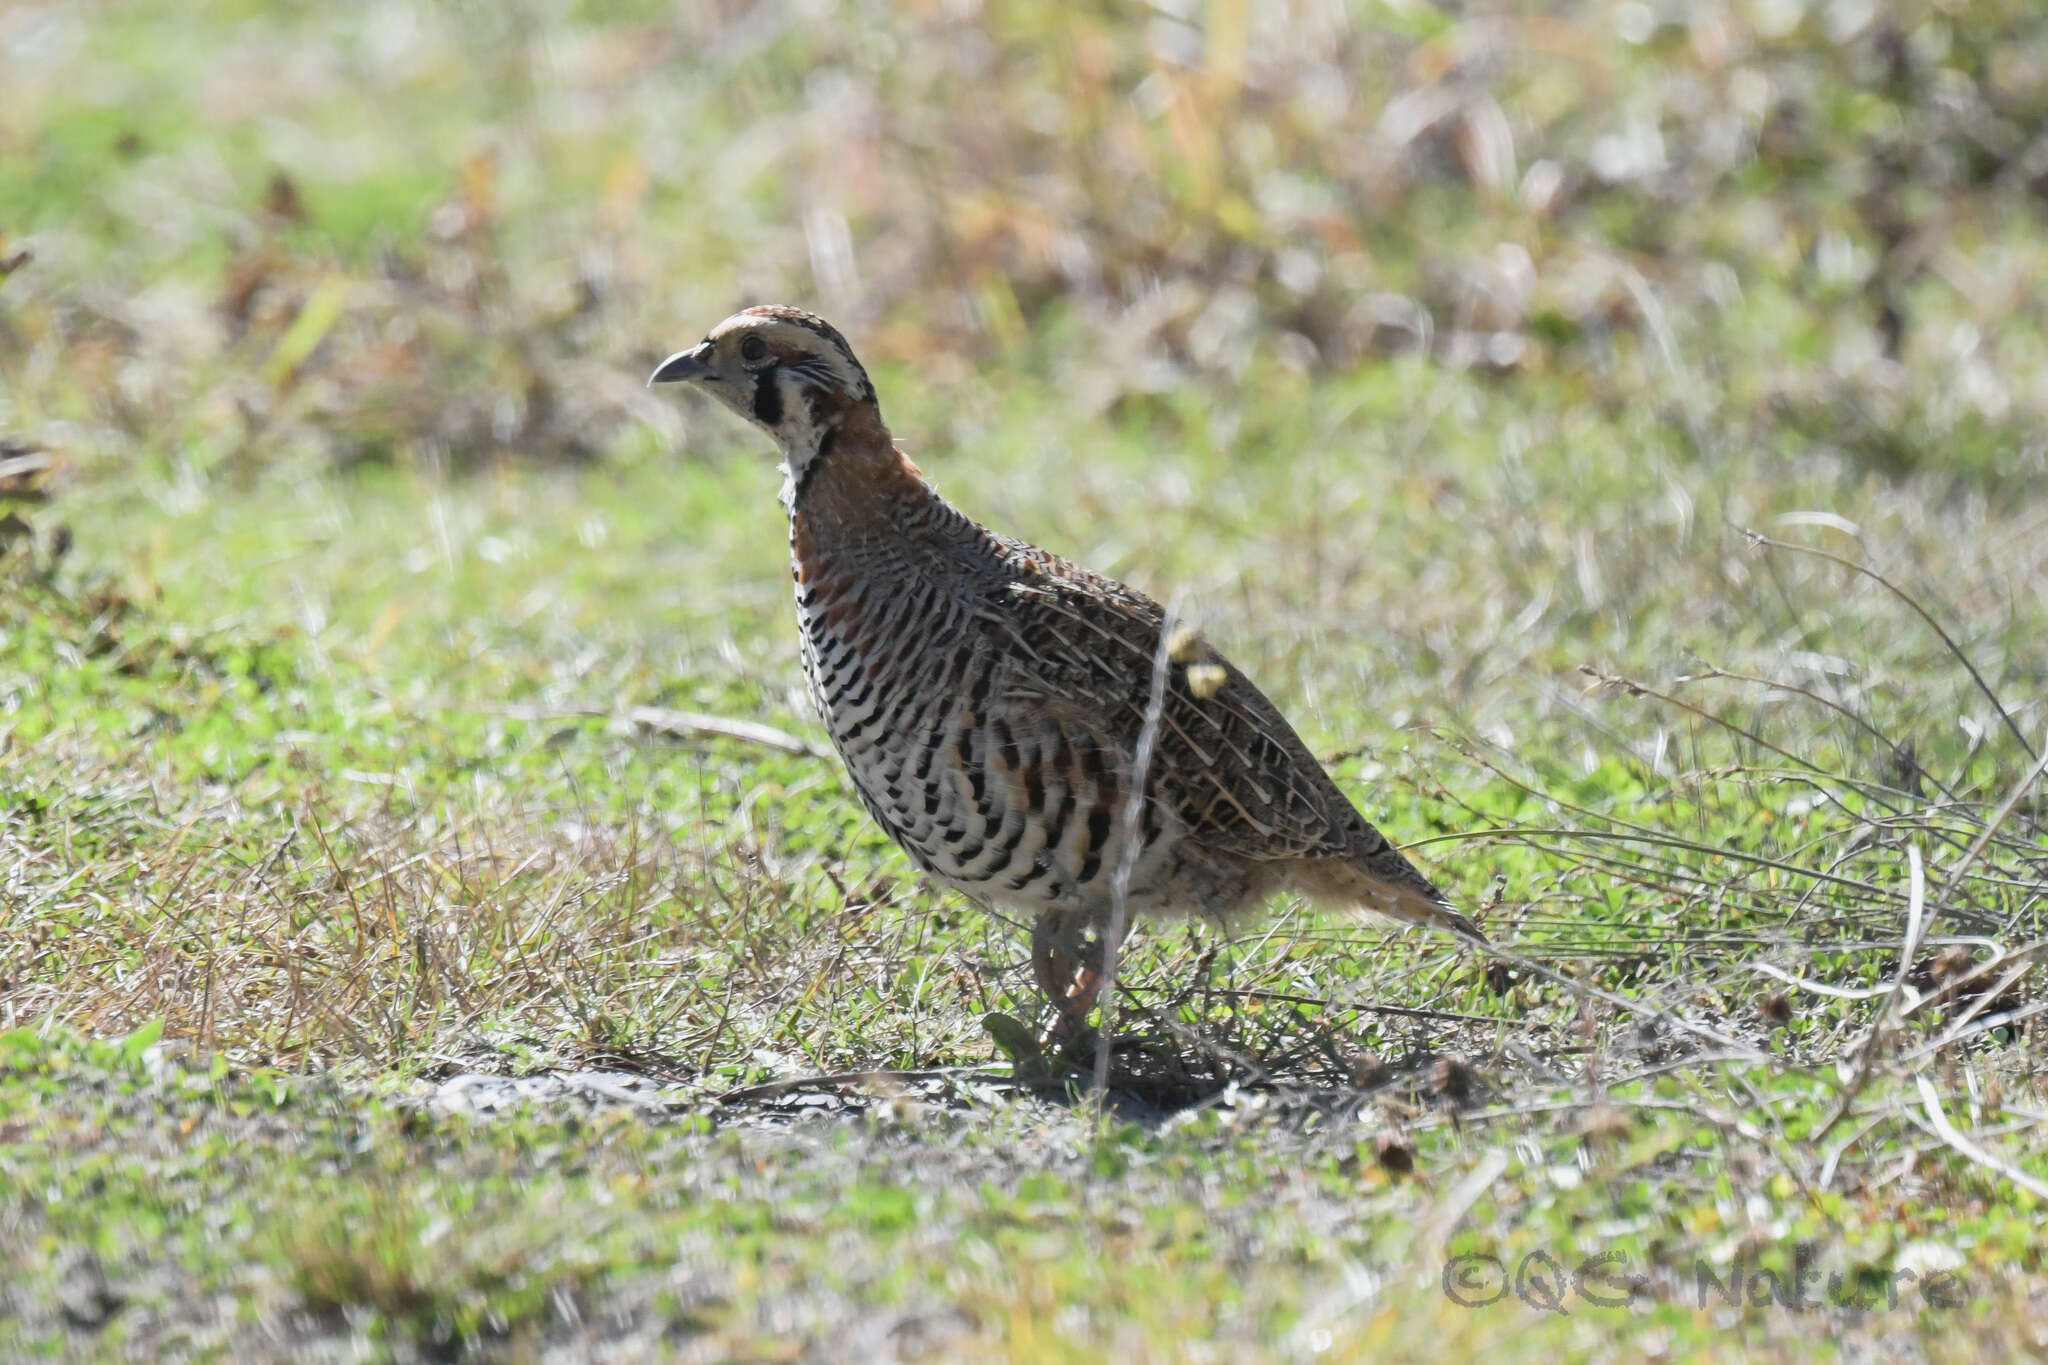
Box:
left=623, top=706, right=819, bottom=756
left=477, top=702, right=821, bottom=756
left=1090, top=598, right=1181, bottom=1113
left=1911, top=1075, right=2048, bottom=1203
left=1741, top=530, right=2038, bottom=765
left=1414, top=1148, right=1510, bottom=1279
left=1955, top=743, right=2048, bottom=925
left=1814, top=845, right=1928, bottom=1142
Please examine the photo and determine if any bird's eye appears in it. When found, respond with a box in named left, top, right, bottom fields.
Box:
left=740, top=335, right=768, bottom=363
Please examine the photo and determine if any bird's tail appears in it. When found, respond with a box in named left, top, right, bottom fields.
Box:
left=1290, top=856, right=1488, bottom=945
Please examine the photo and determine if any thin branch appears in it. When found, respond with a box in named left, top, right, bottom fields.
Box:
left=479, top=701, right=821, bottom=756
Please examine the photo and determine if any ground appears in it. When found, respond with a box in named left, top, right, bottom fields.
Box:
left=3, top=1, right=2047, bottom=1360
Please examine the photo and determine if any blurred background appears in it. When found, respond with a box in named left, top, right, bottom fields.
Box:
left=6, top=0, right=2048, bottom=483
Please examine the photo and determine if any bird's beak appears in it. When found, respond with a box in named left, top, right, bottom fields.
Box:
left=648, top=343, right=711, bottom=386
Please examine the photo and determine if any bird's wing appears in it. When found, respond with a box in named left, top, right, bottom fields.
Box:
left=977, top=546, right=1365, bottom=866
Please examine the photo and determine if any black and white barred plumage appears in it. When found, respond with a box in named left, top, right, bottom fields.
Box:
left=650, top=307, right=1482, bottom=1026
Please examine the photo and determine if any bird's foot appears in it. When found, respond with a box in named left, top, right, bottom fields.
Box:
left=1030, top=910, right=1122, bottom=1053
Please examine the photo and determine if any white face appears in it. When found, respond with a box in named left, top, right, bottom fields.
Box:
left=650, top=309, right=875, bottom=484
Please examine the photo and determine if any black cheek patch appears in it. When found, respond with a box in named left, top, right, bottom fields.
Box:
left=752, top=368, right=783, bottom=426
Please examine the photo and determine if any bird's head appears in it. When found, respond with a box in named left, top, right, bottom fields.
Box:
left=650, top=306, right=877, bottom=485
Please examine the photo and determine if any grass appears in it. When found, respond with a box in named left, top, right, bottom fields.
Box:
left=5, top=0, right=2048, bottom=1359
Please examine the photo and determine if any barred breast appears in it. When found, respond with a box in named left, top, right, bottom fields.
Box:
left=790, top=502, right=1184, bottom=920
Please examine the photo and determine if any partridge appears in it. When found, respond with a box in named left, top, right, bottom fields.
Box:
left=651, top=306, right=1481, bottom=1039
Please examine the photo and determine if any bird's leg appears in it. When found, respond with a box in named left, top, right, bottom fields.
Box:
left=1032, top=909, right=1127, bottom=1051
left=1046, top=963, right=1105, bottom=1050
left=1030, top=907, right=1079, bottom=1003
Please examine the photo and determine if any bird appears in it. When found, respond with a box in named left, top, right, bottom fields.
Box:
left=650, top=305, right=1483, bottom=1043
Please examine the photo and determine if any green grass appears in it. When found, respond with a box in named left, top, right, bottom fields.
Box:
left=8, top=1025, right=2044, bottom=1361
left=5, top=0, right=2048, bottom=1359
